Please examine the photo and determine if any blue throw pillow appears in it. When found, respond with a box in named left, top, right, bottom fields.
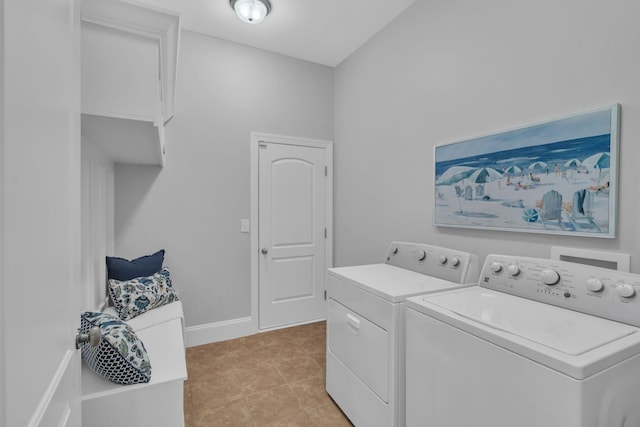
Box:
left=106, top=249, right=165, bottom=281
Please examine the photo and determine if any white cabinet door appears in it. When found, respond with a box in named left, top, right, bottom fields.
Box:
left=1, top=0, right=82, bottom=425
left=81, top=22, right=159, bottom=122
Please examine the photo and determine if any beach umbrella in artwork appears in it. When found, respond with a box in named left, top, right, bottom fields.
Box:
left=503, top=165, right=522, bottom=176
left=527, top=161, right=548, bottom=171
left=435, top=166, right=477, bottom=185
left=453, top=167, right=502, bottom=212
left=468, top=167, right=503, bottom=183
left=564, top=158, right=582, bottom=169
left=582, top=152, right=610, bottom=182
left=582, top=152, right=610, bottom=170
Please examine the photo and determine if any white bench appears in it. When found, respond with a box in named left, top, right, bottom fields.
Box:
left=81, top=301, right=187, bottom=427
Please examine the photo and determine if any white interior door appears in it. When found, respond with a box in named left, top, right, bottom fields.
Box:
left=257, top=137, right=332, bottom=329
left=2, top=0, right=82, bottom=426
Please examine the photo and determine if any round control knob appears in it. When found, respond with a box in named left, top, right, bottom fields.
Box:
left=416, top=250, right=427, bottom=261
left=540, top=269, right=560, bottom=285
left=451, top=257, right=461, bottom=267
left=391, top=246, right=398, bottom=255
left=616, top=283, right=636, bottom=298
left=507, top=264, right=520, bottom=276
left=490, top=262, right=503, bottom=273
left=586, top=278, right=604, bottom=292
left=439, top=255, right=448, bottom=265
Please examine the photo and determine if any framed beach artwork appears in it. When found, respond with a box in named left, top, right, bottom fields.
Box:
left=433, top=104, right=620, bottom=238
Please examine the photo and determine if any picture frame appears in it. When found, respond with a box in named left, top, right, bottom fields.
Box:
left=433, top=104, right=620, bottom=238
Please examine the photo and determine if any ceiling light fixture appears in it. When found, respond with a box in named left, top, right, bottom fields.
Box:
left=230, top=0, right=271, bottom=24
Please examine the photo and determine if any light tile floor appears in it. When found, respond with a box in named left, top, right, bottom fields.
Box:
left=184, top=321, right=353, bottom=427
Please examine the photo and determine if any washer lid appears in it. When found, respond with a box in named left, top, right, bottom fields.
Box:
left=328, top=264, right=471, bottom=303
left=407, top=287, right=640, bottom=379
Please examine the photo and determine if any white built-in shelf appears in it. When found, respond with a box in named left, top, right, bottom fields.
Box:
left=81, top=0, right=180, bottom=167
left=81, top=114, right=166, bottom=166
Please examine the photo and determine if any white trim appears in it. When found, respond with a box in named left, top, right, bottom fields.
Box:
left=80, top=145, right=115, bottom=313
left=250, top=134, right=259, bottom=332
left=80, top=108, right=156, bottom=124
left=258, top=317, right=326, bottom=333
left=27, top=350, right=74, bottom=427
left=250, top=132, right=333, bottom=332
left=184, top=316, right=327, bottom=348
left=252, top=132, right=333, bottom=149
left=185, top=317, right=254, bottom=347
left=0, top=0, right=5, bottom=418
left=58, top=406, right=71, bottom=427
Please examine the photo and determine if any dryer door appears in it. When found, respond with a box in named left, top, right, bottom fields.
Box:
left=328, top=299, right=389, bottom=402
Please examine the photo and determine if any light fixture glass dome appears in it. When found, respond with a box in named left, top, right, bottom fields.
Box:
left=231, top=0, right=271, bottom=24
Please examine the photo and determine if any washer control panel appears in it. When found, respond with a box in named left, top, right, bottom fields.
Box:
left=385, top=241, right=479, bottom=284
left=481, top=254, right=640, bottom=326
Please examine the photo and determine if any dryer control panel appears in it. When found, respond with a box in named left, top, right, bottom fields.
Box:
left=481, top=254, right=640, bottom=327
left=385, top=241, right=479, bottom=284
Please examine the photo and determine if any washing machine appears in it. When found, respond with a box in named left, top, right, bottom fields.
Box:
left=326, top=241, right=479, bottom=427
left=405, top=254, right=640, bottom=427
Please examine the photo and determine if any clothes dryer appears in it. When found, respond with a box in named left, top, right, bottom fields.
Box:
left=326, top=242, right=479, bottom=427
left=406, top=254, right=640, bottom=427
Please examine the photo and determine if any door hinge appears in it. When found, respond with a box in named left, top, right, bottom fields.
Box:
left=324, top=228, right=327, bottom=238
left=324, top=290, right=327, bottom=300
left=325, top=166, right=327, bottom=176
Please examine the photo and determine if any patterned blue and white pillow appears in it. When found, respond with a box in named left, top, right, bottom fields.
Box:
left=80, top=312, right=152, bottom=385
left=108, top=268, right=179, bottom=321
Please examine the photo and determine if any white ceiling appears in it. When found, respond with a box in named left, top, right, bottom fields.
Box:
left=132, top=0, right=416, bottom=67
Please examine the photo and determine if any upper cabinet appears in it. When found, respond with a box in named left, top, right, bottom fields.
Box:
left=81, top=0, right=180, bottom=166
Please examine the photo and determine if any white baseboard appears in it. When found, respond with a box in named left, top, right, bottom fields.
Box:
left=185, top=316, right=255, bottom=348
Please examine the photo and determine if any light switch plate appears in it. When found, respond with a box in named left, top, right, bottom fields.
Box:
left=240, top=219, right=250, bottom=233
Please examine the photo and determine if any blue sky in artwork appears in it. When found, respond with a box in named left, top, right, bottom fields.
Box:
left=436, top=107, right=615, bottom=162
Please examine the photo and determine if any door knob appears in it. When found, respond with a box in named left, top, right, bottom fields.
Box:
left=76, top=326, right=101, bottom=349
left=261, top=248, right=268, bottom=254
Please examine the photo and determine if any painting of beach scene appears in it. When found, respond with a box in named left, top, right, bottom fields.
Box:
left=434, top=104, right=619, bottom=237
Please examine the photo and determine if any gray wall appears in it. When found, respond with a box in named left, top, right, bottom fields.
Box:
left=115, top=30, right=334, bottom=327
left=116, top=0, right=640, bottom=331
left=334, top=0, right=640, bottom=270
